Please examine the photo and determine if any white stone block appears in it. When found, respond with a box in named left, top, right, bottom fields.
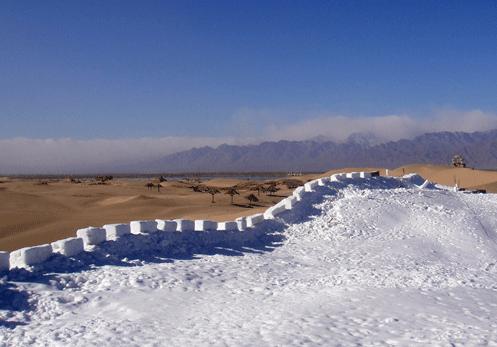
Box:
left=156, top=219, right=178, bottom=232
left=346, top=172, right=361, bottom=179
left=76, top=227, right=107, bottom=245
left=293, top=186, right=305, bottom=201
left=264, top=199, right=289, bottom=219
left=10, top=244, right=53, bottom=268
left=317, top=177, right=330, bottom=186
left=360, top=172, right=372, bottom=178
left=130, top=220, right=158, bottom=234
left=51, top=237, right=84, bottom=257
left=0, top=251, right=9, bottom=271
left=332, top=173, right=347, bottom=181
left=194, top=220, right=217, bottom=231
left=246, top=213, right=264, bottom=228
left=304, top=180, right=319, bottom=192
left=217, top=221, right=238, bottom=231
left=418, top=180, right=430, bottom=189
left=235, top=217, right=246, bottom=231
left=104, top=223, right=131, bottom=241
left=175, top=219, right=195, bottom=232
left=285, top=196, right=297, bottom=209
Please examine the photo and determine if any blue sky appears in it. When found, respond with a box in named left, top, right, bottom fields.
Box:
left=1, top=1, right=497, bottom=172
left=2, top=0, right=497, bottom=138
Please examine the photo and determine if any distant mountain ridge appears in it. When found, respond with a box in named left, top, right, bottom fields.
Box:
left=144, top=129, right=497, bottom=172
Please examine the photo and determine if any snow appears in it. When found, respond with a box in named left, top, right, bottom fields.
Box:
left=2, top=175, right=497, bottom=346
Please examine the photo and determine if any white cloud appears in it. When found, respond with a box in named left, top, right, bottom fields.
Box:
left=1, top=109, right=496, bottom=174
left=260, top=109, right=497, bottom=143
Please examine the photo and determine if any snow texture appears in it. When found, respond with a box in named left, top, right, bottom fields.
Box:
left=51, top=238, right=84, bottom=257
left=104, top=224, right=131, bottom=241
left=76, top=227, right=106, bottom=246
left=2, top=173, right=497, bottom=346
left=130, top=220, right=158, bottom=234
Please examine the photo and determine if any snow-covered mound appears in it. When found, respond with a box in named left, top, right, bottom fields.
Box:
left=2, top=176, right=497, bottom=346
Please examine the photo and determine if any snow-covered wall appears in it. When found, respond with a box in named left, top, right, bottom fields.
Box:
left=104, top=223, right=131, bottom=240
left=51, top=237, right=84, bottom=257
left=10, top=244, right=53, bottom=268
left=4, top=171, right=381, bottom=271
left=76, top=227, right=106, bottom=246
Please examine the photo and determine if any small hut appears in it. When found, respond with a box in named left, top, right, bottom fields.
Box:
left=451, top=155, right=466, bottom=168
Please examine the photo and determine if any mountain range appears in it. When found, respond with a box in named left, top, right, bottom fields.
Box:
left=138, top=129, right=497, bottom=173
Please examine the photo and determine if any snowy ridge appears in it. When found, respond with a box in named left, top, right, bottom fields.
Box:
left=2, top=172, right=497, bottom=345
left=1, top=171, right=391, bottom=272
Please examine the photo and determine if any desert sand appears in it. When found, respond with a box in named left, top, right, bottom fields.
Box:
left=1, top=164, right=497, bottom=252
left=0, top=176, right=300, bottom=251
left=388, top=164, right=497, bottom=191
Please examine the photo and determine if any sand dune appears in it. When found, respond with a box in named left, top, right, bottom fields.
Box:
left=389, top=164, right=497, bottom=191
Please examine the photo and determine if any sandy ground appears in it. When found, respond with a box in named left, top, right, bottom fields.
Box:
left=0, top=176, right=301, bottom=251
left=1, top=164, right=496, bottom=252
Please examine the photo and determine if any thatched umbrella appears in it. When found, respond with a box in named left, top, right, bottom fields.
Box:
left=207, top=187, right=221, bottom=203
left=245, top=193, right=259, bottom=206
left=224, top=187, right=240, bottom=204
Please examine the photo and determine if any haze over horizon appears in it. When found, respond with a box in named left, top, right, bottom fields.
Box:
left=2, top=1, right=497, bottom=173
